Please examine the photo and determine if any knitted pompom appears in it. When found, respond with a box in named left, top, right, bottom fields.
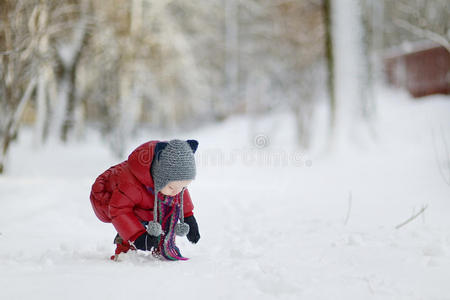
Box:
left=175, top=222, right=190, bottom=237
left=147, top=221, right=162, bottom=236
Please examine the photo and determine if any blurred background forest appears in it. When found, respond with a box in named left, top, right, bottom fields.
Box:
left=1, top=0, right=449, bottom=173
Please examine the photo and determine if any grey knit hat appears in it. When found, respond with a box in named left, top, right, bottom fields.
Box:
left=147, top=139, right=198, bottom=237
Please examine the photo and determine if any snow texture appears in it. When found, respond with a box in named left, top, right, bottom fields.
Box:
left=0, top=88, right=449, bottom=299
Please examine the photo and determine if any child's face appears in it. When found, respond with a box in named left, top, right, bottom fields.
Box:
left=160, top=180, right=192, bottom=196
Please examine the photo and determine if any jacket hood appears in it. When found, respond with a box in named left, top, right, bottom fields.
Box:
left=127, top=140, right=159, bottom=187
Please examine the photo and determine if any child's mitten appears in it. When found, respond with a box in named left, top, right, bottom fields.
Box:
left=133, top=232, right=159, bottom=251
left=184, top=215, right=200, bottom=244
left=111, top=234, right=135, bottom=261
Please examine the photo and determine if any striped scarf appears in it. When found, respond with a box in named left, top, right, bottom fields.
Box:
left=147, top=187, right=188, bottom=261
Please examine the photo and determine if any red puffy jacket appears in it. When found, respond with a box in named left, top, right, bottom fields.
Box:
left=90, top=140, right=194, bottom=242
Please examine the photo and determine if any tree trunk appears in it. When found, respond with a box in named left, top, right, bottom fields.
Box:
left=60, top=59, right=80, bottom=142
left=34, top=73, right=48, bottom=146
left=0, top=78, right=36, bottom=174
left=225, top=0, right=239, bottom=114
left=53, top=5, right=89, bottom=142
left=323, top=0, right=336, bottom=147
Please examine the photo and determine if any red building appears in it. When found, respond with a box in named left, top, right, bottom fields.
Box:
left=384, top=42, right=450, bottom=98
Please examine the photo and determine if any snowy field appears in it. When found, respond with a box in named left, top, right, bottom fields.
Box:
left=0, top=88, right=449, bottom=300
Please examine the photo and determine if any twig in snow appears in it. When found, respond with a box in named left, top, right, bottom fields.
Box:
left=363, top=277, right=375, bottom=295
left=344, top=191, right=352, bottom=225
left=395, top=205, right=428, bottom=229
left=440, top=126, right=450, bottom=183
left=431, top=126, right=450, bottom=186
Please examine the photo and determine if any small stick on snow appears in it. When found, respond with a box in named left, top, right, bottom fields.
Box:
left=344, top=191, right=352, bottom=225
left=431, top=126, right=450, bottom=186
left=363, top=277, right=375, bottom=295
left=395, top=205, right=428, bottom=229
left=439, top=125, right=450, bottom=185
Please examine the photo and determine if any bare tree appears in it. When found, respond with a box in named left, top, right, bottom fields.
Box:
left=224, top=0, right=240, bottom=116
left=273, top=1, right=325, bottom=149
left=382, top=0, right=449, bottom=52
left=77, top=0, right=218, bottom=156
left=393, top=0, right=449, bottom=52
left=47, top=0, right=91, bottom=142
left=239, top=0, right=325, bottom=149
left=1, top=0, right=335, bottom=166
left=0, top=1, right=39, bottom=173
left=323, top=0, right=336, bottom=148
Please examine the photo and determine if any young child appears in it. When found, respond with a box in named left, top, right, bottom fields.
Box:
left=90, top=139, right=200, bottom=261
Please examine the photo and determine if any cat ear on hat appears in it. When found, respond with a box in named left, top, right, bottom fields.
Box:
left=154, top=141, right=169, bottom=161
left=187, top=139, right=199, bottom=153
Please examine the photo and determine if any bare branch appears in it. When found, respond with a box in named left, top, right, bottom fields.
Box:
left=344, top=191, right=352, bottom=225
left=394, top=18, right=450, bottom=53
left=395, top=205, right=428, bottom=229
left=431, top=127, right=450, bottom=186
left=0, top=47, right=25, bottom=56
left=441, top=125, right=450, bottom=180
left=9, top=77, right=37, bottom=137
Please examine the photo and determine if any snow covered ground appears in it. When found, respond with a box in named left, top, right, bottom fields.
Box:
left=0, top=88, right=449, bottom=300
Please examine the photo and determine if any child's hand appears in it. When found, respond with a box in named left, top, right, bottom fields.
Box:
left=133, top=232, right=159, bottom=251
left=184, top=215, right=200, bottom=244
